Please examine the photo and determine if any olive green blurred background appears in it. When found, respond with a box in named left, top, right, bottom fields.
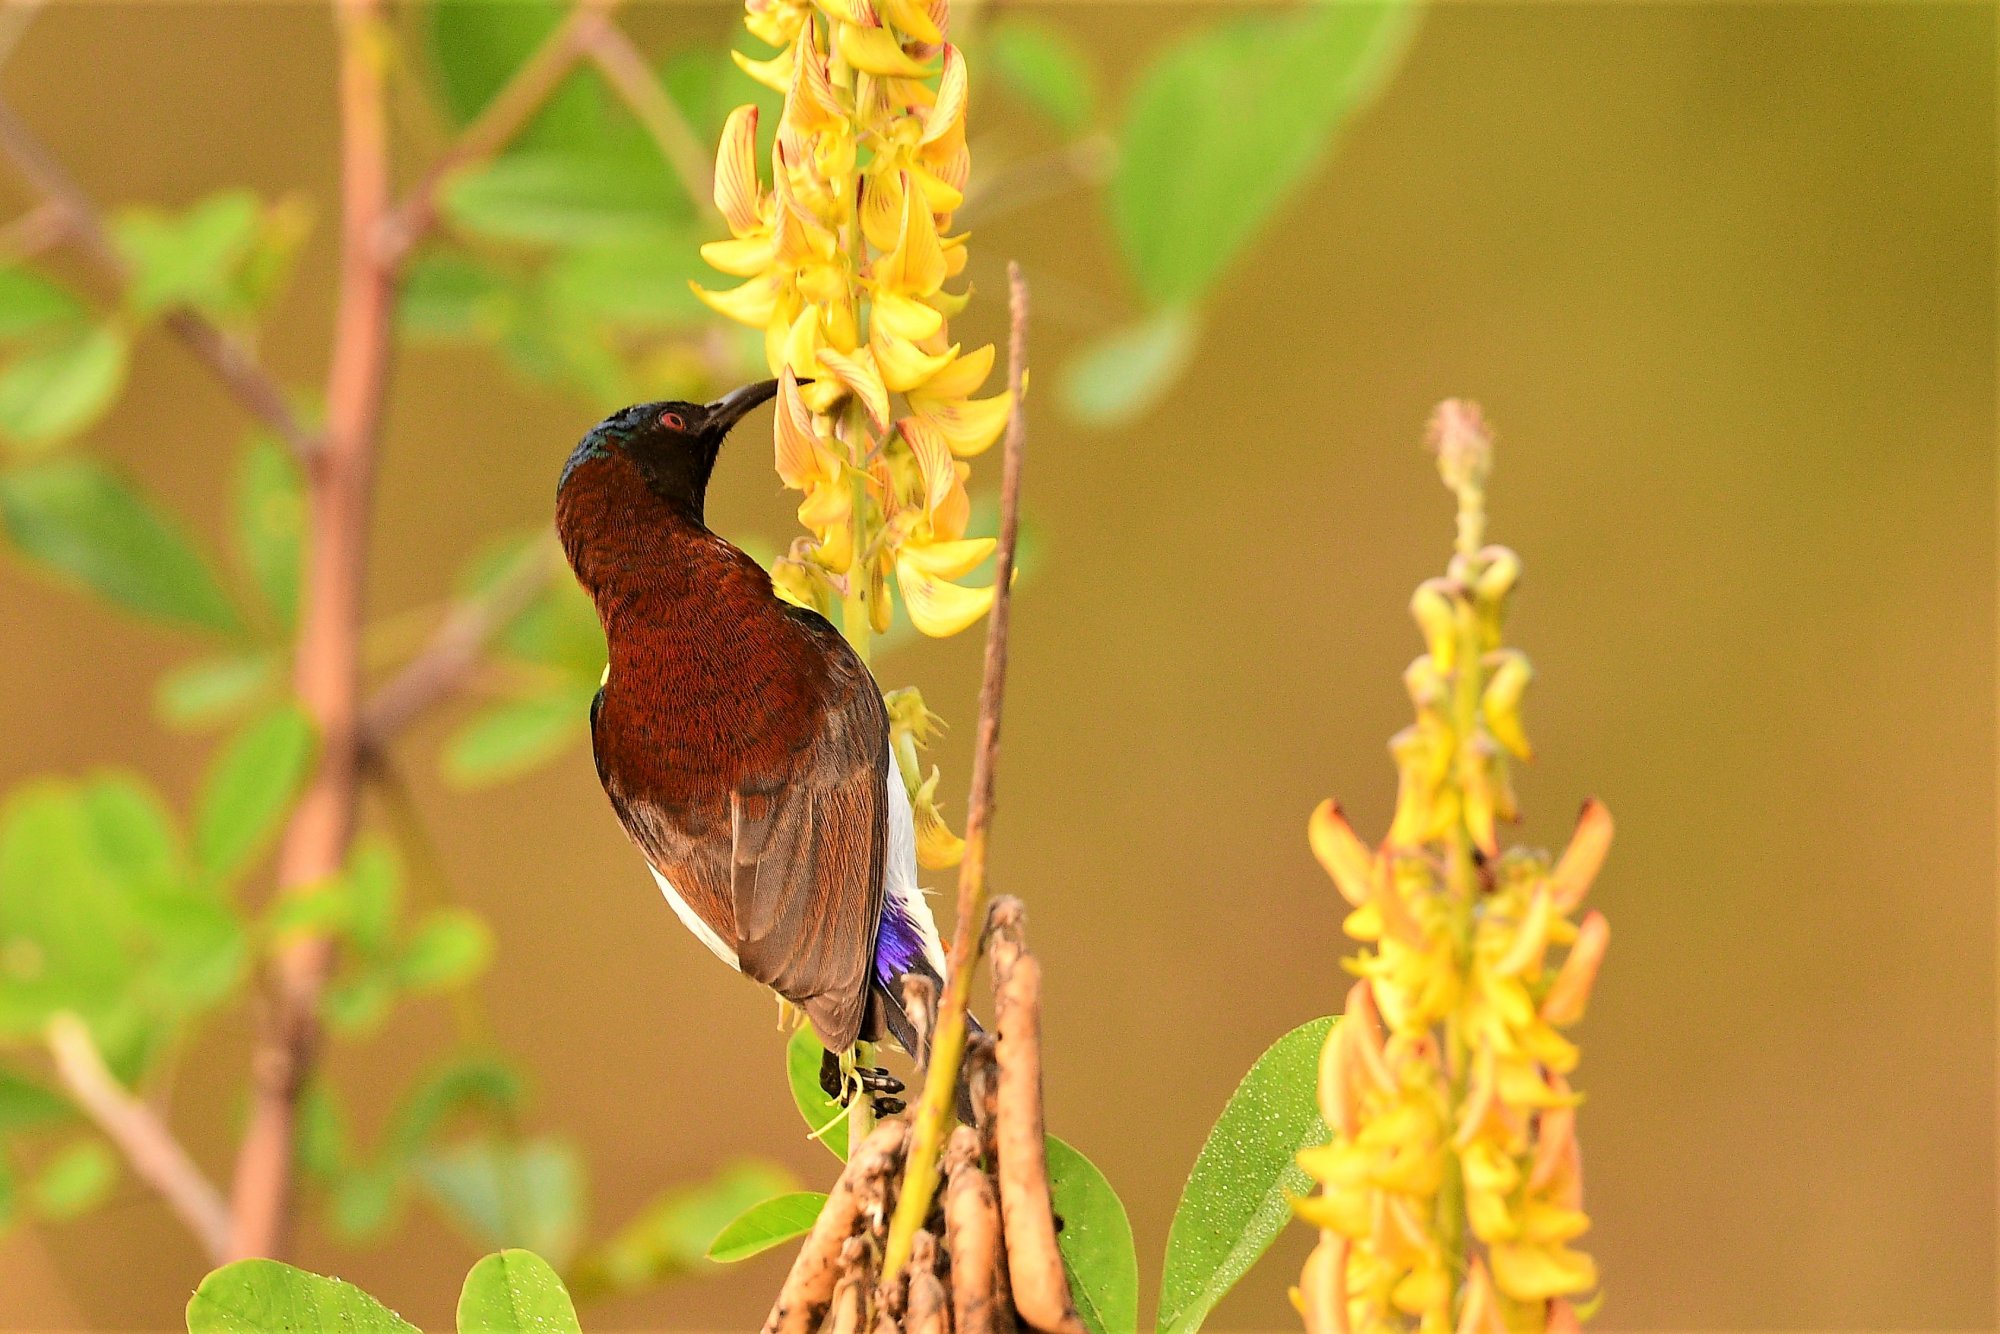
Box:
left=0, top=2, right=1992, bottom=1329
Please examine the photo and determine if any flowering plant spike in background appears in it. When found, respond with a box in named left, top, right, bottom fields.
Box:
left=1294, top=402, right=1612, bottom=1333
left=698, top=0, right=1011, bottom=868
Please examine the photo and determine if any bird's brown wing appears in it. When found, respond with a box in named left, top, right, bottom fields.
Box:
left=726, top=607, right=889, bottom=1050
left=594, top=605, right=889, bottom=1052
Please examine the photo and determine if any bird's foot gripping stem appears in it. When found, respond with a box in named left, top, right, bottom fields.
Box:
left=820, top=1049, right=905, bottom=1117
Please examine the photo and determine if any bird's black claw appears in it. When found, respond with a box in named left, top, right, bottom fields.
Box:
left=872, top=1096, right=906, bottom=1117
left=858, top=1066, right=903, bottom=1096
left=819, top=1051, right=846, bottom=1102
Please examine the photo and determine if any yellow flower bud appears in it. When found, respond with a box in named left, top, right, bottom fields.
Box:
left=1480, top=649, right=1534, bottom=762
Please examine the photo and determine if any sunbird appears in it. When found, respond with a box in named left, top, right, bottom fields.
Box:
left=555, top=380, right=958, bottom=1114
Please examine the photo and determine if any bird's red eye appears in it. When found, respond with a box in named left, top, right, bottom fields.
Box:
left=660, top=411, right=687, bottom=430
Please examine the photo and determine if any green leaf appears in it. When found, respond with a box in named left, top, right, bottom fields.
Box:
left=1112, top=1, right=1419, bottom=307
left=0, top=457, right=241, bottom=632
left=786, top=1022, right=847, bottom=1161
left=570, top=1160, right=798, bottom=1299
left=418, top=1136, right=584, bottom=1265
left=112, top=193, right=262, bottom=318
left=499, top=576, right=604, bottom=677
left=0, top=268, right=84, bottom=337
left=186, top=1259, right=420, bottom=1334
left=156, top=654, right=278, bottom=730
left=424, top=0, right=607, bottom=152
left=1059, top=310, right=1197, bottom=427
left=705, top=1191, right=826, bottom=1263
left=443, top=690, right=587, bottom=788
left=194, top=706, right=314, bottom=886
left=444, top=151, right=687, bottom=246
left=458, top=1250, right=582, bottom=1334
left=1046, top=1134, right=1137, bottom=1334
left=385, top=1059, right=523, bottom=1165
left=396, top=909, right=494, bottom=991
left=542, top=238, right=708, bottom=328
left=0, top=1066, right=75, bottom=1133
left=231, top=436, right=303, bottom=629
left=401, top=251, right=513, bottom=340
left=79, top=773, right=183, bottom=894
left=987, top=19, right=1098, bottom=134
left=31, top=1138, right=115, bottom=1220
left=0, top=782, right=140, bottom=1034
left=1158, top=1016, right=1336, bottom=1334
left=0, top=324, right=129, bottom=448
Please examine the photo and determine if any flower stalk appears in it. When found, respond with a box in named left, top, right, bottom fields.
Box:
left=1294, top=402, right=1612, bottom=1333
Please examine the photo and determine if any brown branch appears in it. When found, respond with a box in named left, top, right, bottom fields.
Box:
left=46, top=1015, right=232, bottom=1264
left=881, top=261, right=1030, bottom=1277
left=380, top=0, right=619, bottom=264
left=987, top=901, right=1082, bottom=1334
left=0, top=99, right=319, bottom=460
left=943, top=1125, right=999, bottom=1334
left=225, top=0, right=397, bottom=1261
left=765, top=1119, right=910, bottom=1334
left=359, top=534, right=557, bottom=749
left=579, top=20, right=714, bottom=218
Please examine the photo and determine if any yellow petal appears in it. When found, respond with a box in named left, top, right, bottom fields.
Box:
left=895, top=559, right=992, bottom=637
left=872, top=323, right=953, bottom=391
left=880, top=181, right=948, bottom=296
left=714, top=104, right=763, bottom=234
left=1538, top=910, right=1608, bottom=1026
left=690, top=273, right=782, bottom=328
left=1521, top=1201, right=1591, bottom=1244
left=817, top=346, right=890, bottom=430
left=1481, top=649, right=1535, bottom=762
left=779, top=303, right=823, bottom=381
left=730, top=45, right=793, bottom=93
left=812, top=0, right=875, bottom=25
left=1391, top=1261, right=1448, bottom=1317
left=797, top=476, right=851, bottom=534
left=909, top=389, right=1011, bottom=457
left=916, top=342, right=992, bottom=399
left=700, top=235, right=776, bottom=278
left=1549, top=798, right=1613, bottom=912
left=1308, top=799, right=1373, bottom=907
left=898, top=413, right=956, bottom=514
left=785, top=23, right=846, bottom=130
left=898, top=536, right=993, bottom=580
left=860, top=164, right=905, bottom=253
left=873, top=289, right=945, bottom=342
left=922, top=44, right=965, bottom=145
left=1295, top=1233, right=1347, bottom=1334
left=912, top=766, right=964, bottom=869
left=1491, top=885, right=1554, bottom=979
left=879, top=0, right=941, bottom=44
left=1487, top=1242, right=1597, bottom=1302
left=836, top=21, right=933, bottom=78
left=774, top=369, right=828, bottom=490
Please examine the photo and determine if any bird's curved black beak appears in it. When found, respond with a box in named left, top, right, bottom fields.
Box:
left=703, top=378, right=782, bottom=437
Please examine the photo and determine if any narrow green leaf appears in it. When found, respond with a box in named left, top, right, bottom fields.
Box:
left=0, top=268, right=84, bottom=337
left=396, top=909, right=494, bottom=991
left=31, top=1138, right=115, bottom=1219
left=0, top=458, right=241, bottom=631
left=231, top=436, right=303, bottom=629
left=424, top=0, right=607, bottom=151
left=418, top=1136, right=584, bottom=1266
left=444, top=151, right=687, bottom=246
left=706, top=1191, right=826, bottom=1263
left=186, top=1259, right=420, bottom=1334
left=194, top=705, right=315, bottom=886
left=156, top=654, right=278, bottom=730
left=384, top=1059, right=523, bottom=1166
left=1157, top=1015, right=1337, bottom=1334
left=1046, top=1134, right=1138, bottom=1334
left=401, top=250, right=513, bottom=340
left=1059, top=310, right=1198, bottom=427
left=786, top=1022, right=847, bottom=1161
left=569, top=1160, right=798, bottom=1299
left=1112, top=2, right=1420, bottom=307
left=987, top=19, right=1098, bottom=134
left=0, top=324, right=129, bottom=448
left=443, top=690, right=587, bottom=788
left=459, top=1250, right=582, bottom=1334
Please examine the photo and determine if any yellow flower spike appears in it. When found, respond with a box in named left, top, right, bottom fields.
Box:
left=837, top=20, right=933, bottom=78
left=692, top=271, right=785, bottom=327
left=1488, top=1242, right=1597, bottom=1303
left=894, top=556, right=993, bottom=637
left=1481, top=649, right=1535, bottom=762
left=1527, top=1091, right=1577, bottom=1196
left=1342, top=981, right=1397, bottom=1096
left=909, top=388, right=1012, bottom=457
left=916, top=341, right=993, bottom=399
left=1368, top=851, right=1426, bottom=948
left=714, top=104, right=765, bottom=233
left=1539, top=910, right=1609, bottom=1026
left=1475, top=544, right=1522, bottom=606
left=815, top=346, right=891, bottom=429
left=1548, top=798, right=1614, bottom=912
left=1308, top=800, right=1374, bottom=908
left=1454, top=1260, right=1506, bottom=1334
left=1461, top=760, right=1498, bottom=856
left=1491, top=885, right=1555, bottom=979
left=1391, top=1263, right=1449, bottom=1317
